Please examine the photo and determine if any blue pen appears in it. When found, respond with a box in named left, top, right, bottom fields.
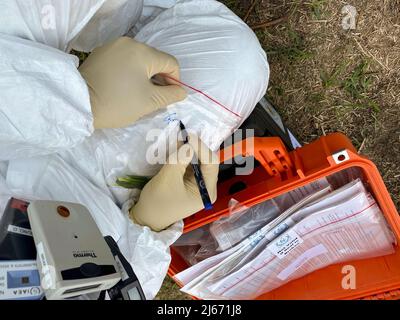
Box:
left=179, top=121, right=213, bottom=211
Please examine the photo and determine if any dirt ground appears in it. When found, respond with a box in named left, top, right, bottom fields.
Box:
left=156, top=0, right=400, bottom=300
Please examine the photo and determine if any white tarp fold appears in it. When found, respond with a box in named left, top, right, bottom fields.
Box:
left=0, top=34, right=94, bottom=160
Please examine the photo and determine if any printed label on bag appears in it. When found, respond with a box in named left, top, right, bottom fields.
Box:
left=265, top=217, right=295, bottom=242
left=7, top=225, right=32, bottom=237
left=268, top=229, right=303, bottom=259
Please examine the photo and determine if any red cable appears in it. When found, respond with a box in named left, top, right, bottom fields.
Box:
left=163, top=74, right=242, bottom=119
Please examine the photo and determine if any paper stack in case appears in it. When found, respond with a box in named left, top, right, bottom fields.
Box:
left=175, top=179, right=396, bottom=299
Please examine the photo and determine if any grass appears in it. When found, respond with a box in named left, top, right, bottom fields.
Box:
left=249, top=0, right=399, bottom=194
left=320, top=61, right=347, bottom=88
left=343, top=60, right=374, bottom=99
left=115, top=175, right=150, bottom=189
left=307, top=0, right=329, bottom=20
left=70, top=49, right=89, bottom=66
left=319, top=60, right=380, bottom=112
left=156, top=277, right=191, bottom=300
left=266, top=29, right=313, bottom=62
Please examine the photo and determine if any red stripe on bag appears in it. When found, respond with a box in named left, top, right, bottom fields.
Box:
left=163, top=75, right=242, bottom=119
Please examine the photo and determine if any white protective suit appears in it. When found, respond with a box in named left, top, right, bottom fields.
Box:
left=0, top=0, right=269, bottom=299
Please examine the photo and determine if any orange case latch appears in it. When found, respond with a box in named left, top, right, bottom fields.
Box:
left=219, top=137, right=294, bottom=179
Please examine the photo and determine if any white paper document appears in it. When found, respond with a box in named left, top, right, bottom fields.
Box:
left=175, top=186, right=332, bottom=288
left=176, top=179, right=396, bottom=300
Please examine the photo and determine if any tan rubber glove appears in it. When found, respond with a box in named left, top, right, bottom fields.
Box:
left=130, top=135, right=219, bottom=231
left=79, top=37, right=187, bottom=129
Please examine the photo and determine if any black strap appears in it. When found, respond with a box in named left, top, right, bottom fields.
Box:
left=101, top=236, right=146, bottom=300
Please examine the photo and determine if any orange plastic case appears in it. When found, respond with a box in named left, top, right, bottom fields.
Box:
left=168, top=133, right=400, bottom=300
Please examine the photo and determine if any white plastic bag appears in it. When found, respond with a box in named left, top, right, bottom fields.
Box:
left=0, top=34, right=93, bottom=160
left=0, top=174, right=11, bottom=218
left=135, top=0, right=269, bottom=131
left=0, top=0, right=143, bottom=52
left=60, top=0, right=270, bottom=205
left=172, top=177, right=333, bottom=265
left=128, top=0, right=176, bottom=36
left=0, top=162, right=7, bottom=180
left=209, top=199, right=280, bottom=251
left=0, top=0, right=104, bottom=52
left=5, top=154, right=183, bottom=299
left=71, top=0, right=144, bottom=52
left=172, top=199, right=281, bottom=265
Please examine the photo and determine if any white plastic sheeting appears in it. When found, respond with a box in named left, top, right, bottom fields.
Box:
left=128, top=0, right=177, bottom=35
left=0, top=0, right=143, bottom=52
left=0, top=162, right=7, bottom=180
left=0, top=175, right=11, bottom=218
left=71, top=0, right=144, bottom=52
left=0, top=34, right=93, bottom=160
